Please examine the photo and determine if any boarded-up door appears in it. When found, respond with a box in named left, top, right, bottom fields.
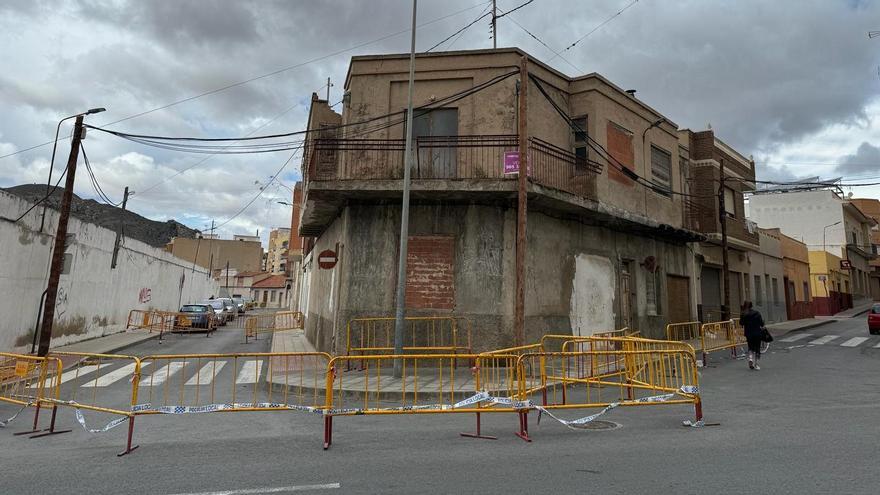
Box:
left=666, top=275, right=691, bottom=323
left=570, top=254, right=617, bottom=336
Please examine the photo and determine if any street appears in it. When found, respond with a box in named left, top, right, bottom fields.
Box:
left=1, top=316, right=878, bottom=494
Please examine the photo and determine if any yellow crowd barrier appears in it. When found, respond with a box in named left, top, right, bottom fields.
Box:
left=0, top=352, right=62, bottom=436
left=665, top=320, right=745, bottom=363
left=244, top=311, right=305, bottom=342
left=344, top=316, right=472, bottom=367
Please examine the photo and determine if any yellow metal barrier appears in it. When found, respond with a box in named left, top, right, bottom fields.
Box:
left=0, top=352, right=62, bottom=435
left=323, top=353, right=519, bottom=448
left=515, top=346, right=701, bottom=440
left=666, top=321, right=701, bottom=342
left=244, top=311, right=305, bottom=342
left=344, top=316, right=472, bottom=366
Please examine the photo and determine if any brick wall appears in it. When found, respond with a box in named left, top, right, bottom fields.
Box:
left=405, top=235, right=455, bottom=310
left=606, top=121, right=635, bottom=186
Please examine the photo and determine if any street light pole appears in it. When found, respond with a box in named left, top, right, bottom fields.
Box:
left=823, top=221, right=842, bottom=253
left=393, top=0, right=418, bottom=378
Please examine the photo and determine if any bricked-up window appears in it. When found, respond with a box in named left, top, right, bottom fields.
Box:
left=650, top=145, right=672, bottom=194
left=405, top=235, right=455, bottom=310
left=572, top=116, right=588, bottom=174
left=606, top=121, right=634, bottom=185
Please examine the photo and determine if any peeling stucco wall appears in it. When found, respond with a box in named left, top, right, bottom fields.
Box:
left=570, top=254, right=616, bottom=336
left=0, top=191, right=219, bottom=351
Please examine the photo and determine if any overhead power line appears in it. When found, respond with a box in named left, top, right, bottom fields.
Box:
left=549, top=0, right=640, bottom=62
left=427, top=0, right=494, bottom=52
left=0, top=1, right=491, bottom=161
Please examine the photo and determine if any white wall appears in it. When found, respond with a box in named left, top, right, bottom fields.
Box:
left=0, top=191, right=219, bottom=351
left=570, top=254, right=616, bottom=336
left=749, top=190, right=844, bottom=254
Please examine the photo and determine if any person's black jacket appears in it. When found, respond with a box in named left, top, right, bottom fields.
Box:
left=740, top=308, right=765, bottom=339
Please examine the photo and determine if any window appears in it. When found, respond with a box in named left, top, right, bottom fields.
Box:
left=645, top=271, right=658, bottom=316
left=650, top=146, right=672, bottom=194
left=413, top=108, right=458, bottom=178
left=723, top=188, right=736, bottom=217
left=572, top=117, right=589, bottom=175
left=851, top=232, right=858, bottom=246
left=754, top=275, right=762, bottom=306
left=270, top=290, right=276, bottom=303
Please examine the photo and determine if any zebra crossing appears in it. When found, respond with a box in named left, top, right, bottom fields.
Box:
left=59, top=359, right=268, bottom=389
left=779, top=333, right=880, bottom=349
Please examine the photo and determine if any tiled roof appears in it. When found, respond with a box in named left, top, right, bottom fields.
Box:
left=251, top=274, right=287, bottom=288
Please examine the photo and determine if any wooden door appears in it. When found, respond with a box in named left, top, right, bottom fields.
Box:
left=666, top=275, right=691, bottom=323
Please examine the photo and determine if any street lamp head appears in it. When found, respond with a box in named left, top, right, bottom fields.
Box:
left=85, top=107, right=106, bottom=115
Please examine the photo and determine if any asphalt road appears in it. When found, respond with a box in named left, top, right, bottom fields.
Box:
left=1, top=316, right=879, bottom=494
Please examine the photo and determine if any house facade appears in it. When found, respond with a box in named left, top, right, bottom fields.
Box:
left=295, top=48, right=703, bottom=354
left=251, top=274, right=290, bottom=309
left=764, top=228, right=814, bottom=320
left=849, top=198, right=880, bottom=301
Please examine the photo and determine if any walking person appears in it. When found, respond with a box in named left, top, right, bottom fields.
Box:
left=740, top=301, right=766, bottom=370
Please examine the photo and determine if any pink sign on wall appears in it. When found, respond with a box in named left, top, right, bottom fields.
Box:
left=503, top=151, right=530, bottom=175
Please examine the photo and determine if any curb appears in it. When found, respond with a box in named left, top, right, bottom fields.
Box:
left=772, top=319, right=836, bottom=337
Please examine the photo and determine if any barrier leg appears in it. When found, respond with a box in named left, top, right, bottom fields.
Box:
left=702, top=351, right=708, bottom=367
left=29, top=405, right=72, bottom=438
left=13, top=402, right=42, bottom=436
left=694, top=398, right=703, bottom=423
left=460, top=412, right=497, bottom=440
left=515, top=410, right=532, bottom=442
left=117, top=416, right=139, bottom=457
left=323, top=415, right=333, bottom=450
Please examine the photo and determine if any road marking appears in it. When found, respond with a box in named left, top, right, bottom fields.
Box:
left=59, top=364, right=102, bottom=384
left=840, top=337, right=869, bottom=347
left=86, top=363, right=141, bottom=387
left=186, top=362, right=227, bottom=386
left=235, top=360, right=263, bottom=384
left=164, top=483, right=340, bottom=495
left=779, top=333, right=812, bottom=343
left=141, top=362, right=185, bottom=386
left=875, top=342, right=880, bottom=348
left=809, top=335, right=840, bottom=345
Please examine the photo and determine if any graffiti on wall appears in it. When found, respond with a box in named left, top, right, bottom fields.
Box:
left=139, top=288, right=152, bottom=304
left=56, top=286, right=69, bottom=318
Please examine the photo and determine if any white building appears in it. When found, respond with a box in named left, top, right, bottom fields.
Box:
left=748, top=189, right=876, bottom=303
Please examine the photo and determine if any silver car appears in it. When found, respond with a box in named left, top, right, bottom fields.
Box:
left=202, top=300, right=231, bottom=325
left=218, top=298, right=237, bottom=321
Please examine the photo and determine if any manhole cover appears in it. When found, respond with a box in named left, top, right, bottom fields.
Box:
left=567, top=420, right=621, bottom=431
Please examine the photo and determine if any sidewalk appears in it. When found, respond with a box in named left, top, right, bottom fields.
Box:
left=269, top=329, right=316, bottom=354
left=832, top=301, right=874, bottom=318
left=766, top=318, right=836, bottom=337
left=52, top=330, right=158, bottom=356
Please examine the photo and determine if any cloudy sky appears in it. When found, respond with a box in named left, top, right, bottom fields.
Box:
left=1, top=0, right=879, bottom=244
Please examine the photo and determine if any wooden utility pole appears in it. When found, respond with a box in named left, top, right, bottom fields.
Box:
left=514, top=56, right=528, bottom=346
left=718, top=162, right=731, bottom=321
left=492, top=0, right=497, bottom=48
left=111, top=186, right=130, bottom=269
left=37, top=115, right=84, bottom=356
left=326, top=77, right=331, bottom=101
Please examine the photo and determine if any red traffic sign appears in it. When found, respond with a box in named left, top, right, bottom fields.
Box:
left=318, top=249, right=337, bottom=269
left=840, top=259, right=852, bottom=270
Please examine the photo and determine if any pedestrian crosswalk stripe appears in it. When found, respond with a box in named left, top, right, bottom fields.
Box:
left=875, top=342, right=880, bottom=348
left=809, top=335, right=840, bottom=345
left=59, top=364, right=102, bottom=384
left=186, top=362, right=227, bottom=386
left=780, top=333, right=812, bottom=343
left=141, top=362, right=185, bottom=386
left=235, top=360, right=263, bottom=384
left=840, top=337, right=869, bottom=347
left=85, top=363, right=143, bottom=387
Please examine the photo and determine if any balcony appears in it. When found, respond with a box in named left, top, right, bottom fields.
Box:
left=302, top=134, right=604, bottom=234
left=684, top=201, right=759, bottom=247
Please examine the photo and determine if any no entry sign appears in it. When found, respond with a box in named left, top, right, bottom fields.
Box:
left=318, top=249, right=337, bottom=269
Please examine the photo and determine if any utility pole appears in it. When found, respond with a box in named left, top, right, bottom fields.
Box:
left=492, top=0, right=497, bottom=48
left=37, top=115, right=84, bottom=357
left=326, top=77, right=332, bottom=101
left=514, top=56, right=528, bottom=346
left=225, top=260, right=230, bottom=297
left=111, top=186, right=130, bottom=269
left=393, top=0, right=418, bottom=378
left=718, top=162, right=731, bottom=321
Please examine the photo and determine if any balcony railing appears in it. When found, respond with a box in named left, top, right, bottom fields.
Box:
left=306, top=134, right=603, bottom=198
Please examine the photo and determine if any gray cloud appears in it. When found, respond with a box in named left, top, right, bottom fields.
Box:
left=2, top=0, right=880, bottom=240
left=837, top=142, right=880, bottom=175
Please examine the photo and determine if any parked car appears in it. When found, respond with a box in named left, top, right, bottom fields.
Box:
left=219, top=298, right=237, bottom=321
left=231, top=296, right=246, bottom=314
left=868, top=304, right=880, bottom=335
left=177, top=304, right=217, bottom=331
left=203, top=299, right=231, bottom=325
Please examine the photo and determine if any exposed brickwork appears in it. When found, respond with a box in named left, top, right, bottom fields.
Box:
left=405, top=235, right=455, bottom=310
left=606, top=121, right=635, bottom=186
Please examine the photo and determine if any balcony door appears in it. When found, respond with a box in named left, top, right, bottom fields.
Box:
left=413, top=108, right=458, bottom=178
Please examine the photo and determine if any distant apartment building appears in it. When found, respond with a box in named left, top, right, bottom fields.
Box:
left=296, top=48, right=704, bottom=353
left=749, top=189, right=876, bottom=307
left=266, top=228, right=291, bottom=275
left=680, top=129, right=786, bottom=323
left=165, top=236, right=263, bottom=276
left=848, top=198, right=880, bottom=300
